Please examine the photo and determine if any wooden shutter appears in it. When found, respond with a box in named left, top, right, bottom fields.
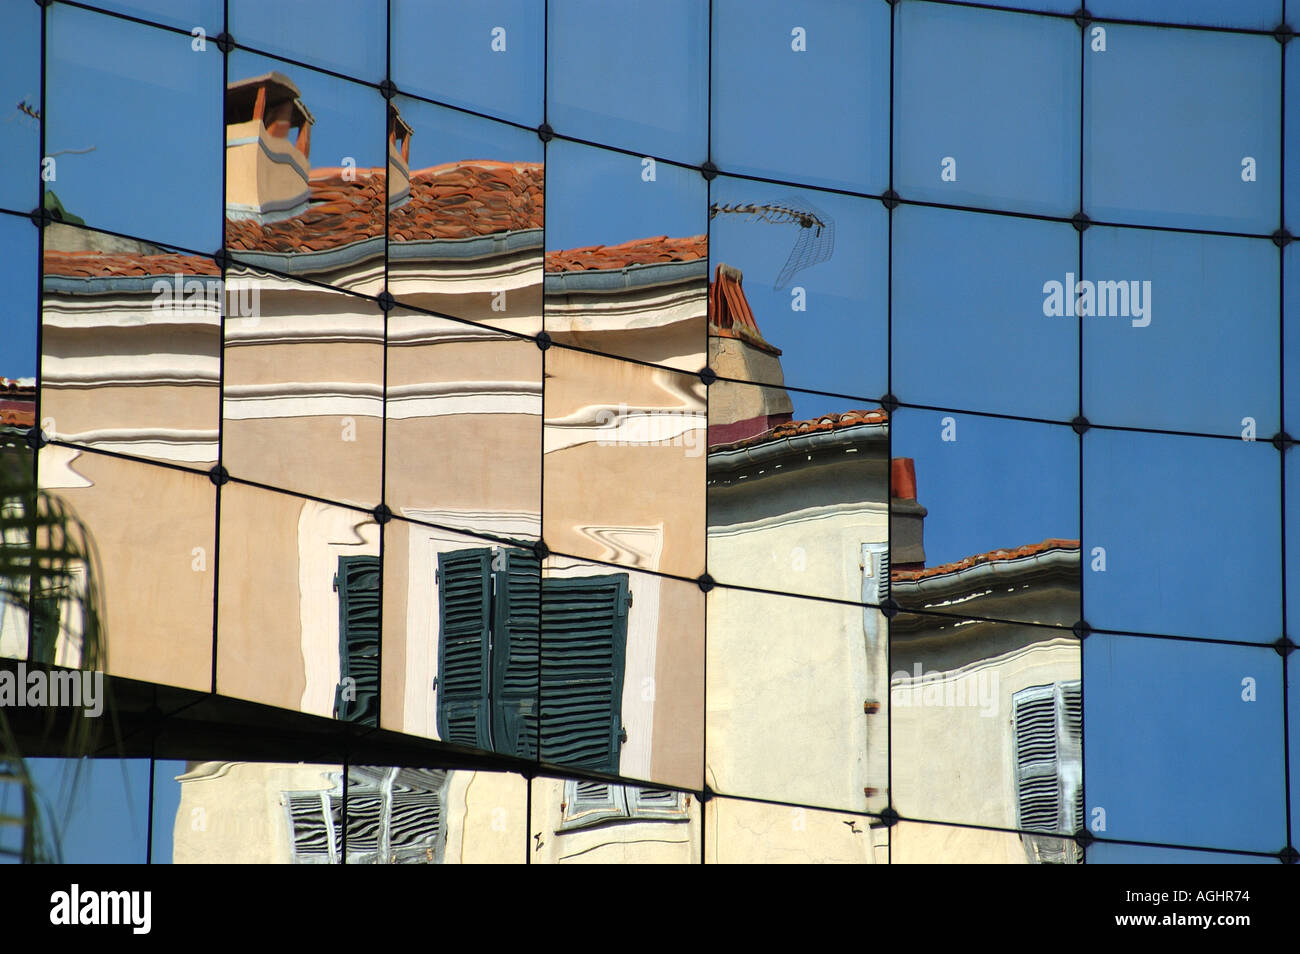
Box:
left=1012, top=684, right=1061, bottom=833
left=334, top=555, right=380, bottom=725
left=436, top=548, right=493, bottom=749
left=539, top=573, right=630, bottom=773
left=1013, top=681, right=1084, bottom=864
left=558, top=779, right=629, bottom=830
left=491, top=548, right=541, bottom=758
left=387, top=768, right=448, bottom=863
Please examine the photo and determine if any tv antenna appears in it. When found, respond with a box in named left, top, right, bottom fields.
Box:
left=709, top=196, right=834, bottom=290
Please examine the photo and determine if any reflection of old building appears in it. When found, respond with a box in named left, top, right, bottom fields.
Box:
left=888, top=463, right=1081, bottom=864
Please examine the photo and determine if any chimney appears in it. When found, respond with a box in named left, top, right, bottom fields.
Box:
left=225, top=72, right=315, bottom=223
left=890, top=457, right=927, bottom=569
left=387, top=104, right=413, bottom=209
left=706, top=264, right=793, bottom=443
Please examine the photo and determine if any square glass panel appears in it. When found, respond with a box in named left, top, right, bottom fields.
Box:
left=533, top=776, right=698, bottom=863
left=711, top=0, right=889, bottom=194
left=1084, top=24, right=1278, bottom=233
left=894, top=3, right=1080, bottom=217
left=1084, top=634, right=1286, bottom=853
left=892, top=205, right=1079, bottom=421
left=228, top=0, right=385, bottom=82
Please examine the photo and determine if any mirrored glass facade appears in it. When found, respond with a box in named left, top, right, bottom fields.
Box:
left=0, top=0, right=1293, bottom=866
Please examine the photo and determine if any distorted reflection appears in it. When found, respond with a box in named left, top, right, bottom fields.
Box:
left=166, top=761, right=526, bottom=864
left=217, top=483, right=379, bottom=722
left=531, top=776, right=697, bottom=863
left=706, top=797, right=885, bottom=864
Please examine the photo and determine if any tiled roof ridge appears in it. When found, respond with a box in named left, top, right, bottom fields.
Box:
left=545, top=234, right=708, bottom=273
left=711, top=407, right=888, bottom=452
left=891, top=537, right=1082, bottom=582
left=43, top=249, right=220, bottom=277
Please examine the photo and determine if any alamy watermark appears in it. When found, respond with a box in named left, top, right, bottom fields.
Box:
left=151, top=273, right=260, bottom=319
left=595, top=404, right=705, bottom=458
left=1042, top=272, right=1151, bottom=327
left=891, top=663, right=999, bottom=717
left=0, top=662, right=103, bottom=717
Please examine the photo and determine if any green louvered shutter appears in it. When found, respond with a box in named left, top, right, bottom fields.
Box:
left=491, top=548, right=540, bottom=758
left=334, top=555, right=380, bottom=725
left=539, top=573, right=629, bottom=773
left=436, top=548, right=493, bottom=750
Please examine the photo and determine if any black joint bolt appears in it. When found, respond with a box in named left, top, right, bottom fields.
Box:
left=880, top=392, right=899, bottom=413
left=1072, top=619, right=1091, bottom=641
left=372, top=503, right=392, bottom=525
left=1274, top=22, right=1295, bottom=44
left=700, top=161, right=718, bottom=181
left=1272, top=229, right=1293, bottom=248
left=532, top=539, right=549, bottom=561
left=24, top=427, right=46, bottom=450
left=881, top=190, right=900, bottom=211
left=1071, top=415, right=1090, bottom=435
left=1073, top=8, right=1092, bottom=28
left=697, top=573, right=715, bottom=593
left=208, top=464, right=230, bottom=486
left=1071, top=211, right=1091, bottom=232
left=379, top=79, right=398, bottom=100
left=699, top=366, right=717, bottom=386
left=881, top=598, right=899, bottom=620
left=535, top=330, right=551, bottom=351
left=879, top=806, right=899, bottom=827
left=1272, top=431, right=1293, bottom=451
left=215, top=32, right=234, bottom=53
left=1273, top=635, right=1296, bottom=657
left=537, top=123, right=554, bottom=143
left=377, top=291, right=395, bottom=312
left=29, top=205, right=52, bottom=229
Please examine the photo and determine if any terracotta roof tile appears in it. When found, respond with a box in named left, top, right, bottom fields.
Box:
left=712, top=408, right=888, bottom=452
left=227, top=160, right=544, bottom=255
left=891, top=538, right=1081, bottom=583
left=545, top=235, right=707, bottom=273
left=43, top=250, right=219, bottom=278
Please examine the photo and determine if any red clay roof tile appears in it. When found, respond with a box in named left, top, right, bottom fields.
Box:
left=891, top=538, right=1081, bottom=583
left=545, top=235, right=707, bottom=273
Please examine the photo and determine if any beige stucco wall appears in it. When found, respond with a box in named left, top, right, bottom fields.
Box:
left=890, top=629, right=1079, bottom=844
left=38, top=448, right=214, bottom=690
left=705, top=796, right=883, bottom=863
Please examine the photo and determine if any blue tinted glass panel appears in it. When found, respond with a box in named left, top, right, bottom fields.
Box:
left=0, top=1, right=40, bottom=214
left=229, top=0, right=385, bottom=82
left=895, top=3, right=1080, bottom=217
left=13, top=758, right=151, bottom=863
left=548, top=0, right=707, bottom=164
left=893, top=205, right=1078, bottom=420
left=1085, top=635, right=1285, bottom=853
left=1085, top=24, right=1278, bottom=233
left=0, top=216, right=37, bottom=380
left=1088, top=0, right=1281, bottom=30
left=1083, top=227, right=1278, bottom=437
left=711, top=0, right=889, bottom=194
left=709, top=176, right=886, bottom=400
left=391, top=0, right=543, bottom=128
left=1083, top=430, right=1280, bottom=642
left=82, top=1, right=223, bottom=34
left=46, top=7, right=223, bottom=252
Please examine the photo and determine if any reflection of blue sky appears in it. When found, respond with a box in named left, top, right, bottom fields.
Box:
left=0, top=215, right=37, bottom=379
left=545, top=139, right=704, bottom=252
left=1087, top=0, right=1280, bottom=29
left=392, top=0, right=543, bottom=128
left=1084, top=228, right=1277, bottom=437
left=893, top=206, right=1078, bottom=421
left=230, top=0, right=385, bottom=82
left=711, top=177, right=886, bottom=410
left=46, top=5, right=223, bottom=251
left=711, top=0, right=889, bottom=194
left=395, top=96, right=540, bottom=173
left=1085, top=24, right=1277, bottom=233
left=10, top=758, right=151, bottom=863
left=892, top=409, right=1078, bottom=568
left=150, top=760, right=184, bottom=863
left=894, top=3, right=1079, bottom=217
left=1085, top=635, right=1285, bottom=853
left=0, top=1, right=40, bottom=215
left=84, top=0, right=223, bottom=34
left=549, top=0, right=707, bottom=164
left=1085, top=430, right=1279, bottom=642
